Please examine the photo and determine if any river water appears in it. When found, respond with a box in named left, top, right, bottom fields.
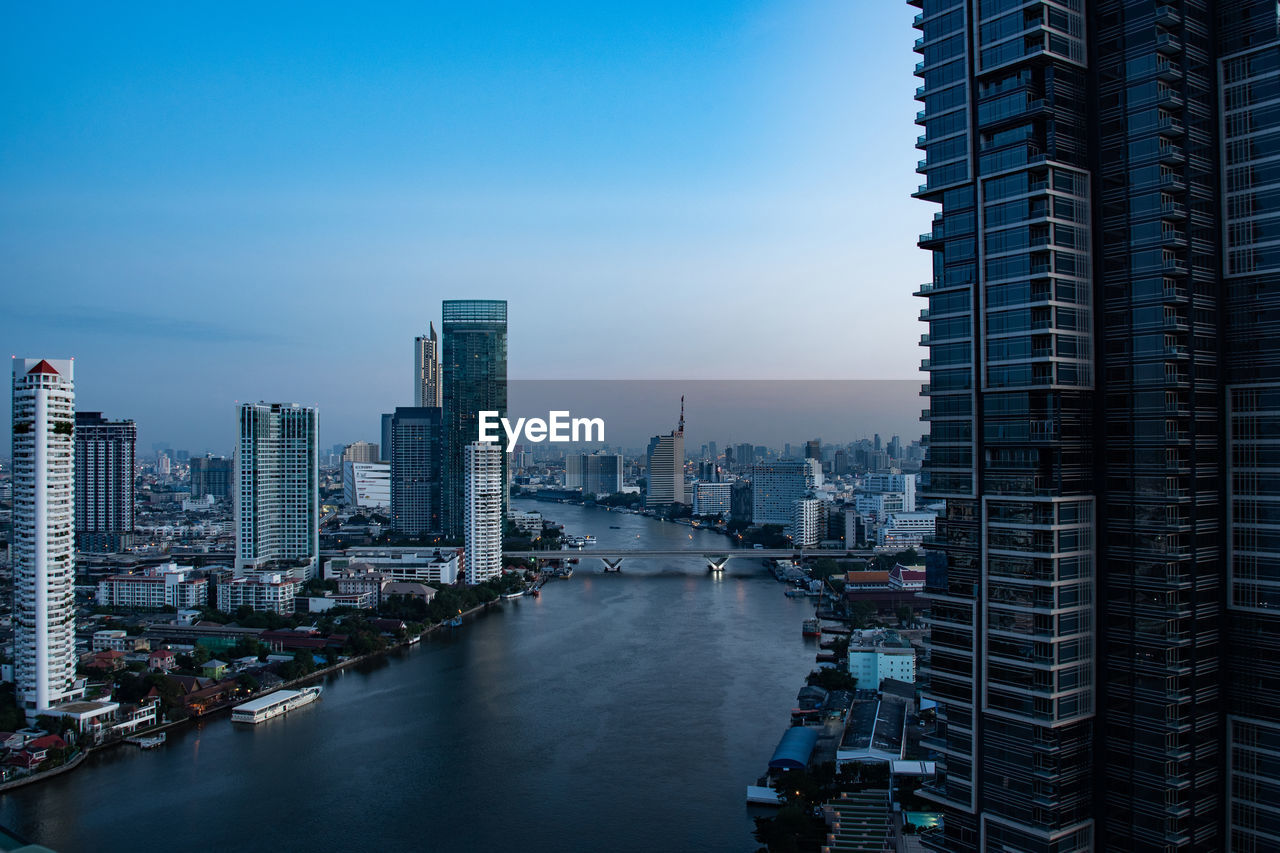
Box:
left=0, top=500, right=819, bottom=852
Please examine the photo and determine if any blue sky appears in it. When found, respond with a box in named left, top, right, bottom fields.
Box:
left=1, top=2, right=928, bottom=453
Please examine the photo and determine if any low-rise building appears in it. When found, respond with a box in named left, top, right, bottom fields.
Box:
left=847, top=629, right=916, bottom=689
left=216, top=574, right=300, bottom=615
left=876, top=511, right=936, bottom=550
left=97, top=562, right=209, bottom=610
left=508, top=510, right=543, bottom=535
left=148, top=649, right=177, bottom=672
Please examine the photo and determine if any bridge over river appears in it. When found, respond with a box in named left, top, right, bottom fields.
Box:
left=502, top=547, right=883, bottom=572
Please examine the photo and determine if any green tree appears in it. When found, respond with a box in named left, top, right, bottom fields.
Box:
left=896, top=604, right=914, bottom=626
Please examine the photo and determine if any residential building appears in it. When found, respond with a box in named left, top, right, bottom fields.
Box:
left=234, top=403, right=318, bottom=577
left=508, top=510, right=543, bottom=536
left=911, top=3, right=1280, bottom=849
left=343, top=460, right=390, bottom=508
left=442, top=299, right=507, bottom=538
left=414, top=322, right=442, bottom=408
left=216, top=574, right=300, bottom=615
left=750, top=459, right=820, bottom=525
left=11, top=357, right=83, bottom=717
left=862, top=472, right=916, bottom=510
left=190, top=455, right=233, bottom=500
left=341, top=441, right=380, bottom=464
left=97, top=562, right=209, bottom=609
left=791, top=498, right=825, bottom=547
left=389, top=406, right=443, bottom=538
left=692, top=482, right=732, bottom=517
left=74, top=411, right=136, bottom=551
left=464, top=441, right=502, bottom=585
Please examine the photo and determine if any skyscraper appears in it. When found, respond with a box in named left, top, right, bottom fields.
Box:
left=190, top=455, right=233, bottom=500
left=74, top=411, right=136, bottom=552
left=645, top=401, right=685, bottom=508
left=11, top=358, right=82, bottom=716
left=750, top=459, right=820, bottom=526
left=464, top=441, right=502, bottom=585
left=390, top=406, right=443, bottom=539
left=414, top=322, right=442, bottom=408
left=912, top=3, right=1279, bottom=850
left=234, top=403, right=318, bottom=576
left=441, top=300, right=507, bottom=538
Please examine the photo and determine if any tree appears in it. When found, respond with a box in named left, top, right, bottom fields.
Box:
left=896, top=604, right=914, bottom=626
left=850, top=600, right=878, bottom=629
left=237, top=674, right=260, bottom=693
left=806, top=668, right=858, bottom=692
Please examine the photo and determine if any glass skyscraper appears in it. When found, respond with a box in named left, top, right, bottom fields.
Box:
left=911, top=2, right=1278, bottom=850
left=390, top=405, right=443, bottom=539
left=441, top=299, right=507, bottom=539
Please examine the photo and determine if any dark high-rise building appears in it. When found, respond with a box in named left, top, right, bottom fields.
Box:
left=911, top=2, right=1279, bottom=851
left=804, top=438, right=822, bottom=460
left=734, top=442, right=755, bottom=469
left=74, top=412, right=136, bottom=552
left=441, top=299, right=507, bottom=538
left=190, top=455, right=233, bottom=500
left=390, top=406, right=443, bottom=540
left=380, top=413, right=393, bottom=463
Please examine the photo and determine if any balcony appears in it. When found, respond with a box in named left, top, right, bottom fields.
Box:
left=1155, top=32, right=1182, bottom=54
left=1161, top=200, right=1187, bottom=218
left=1158, top=144, right=1186, bottom=164
left=1158, top=115, right=1185, bottom=135
left=1156, top=59, right=1183, bottom=80
left=1154, top=5, right=1181, bottom=27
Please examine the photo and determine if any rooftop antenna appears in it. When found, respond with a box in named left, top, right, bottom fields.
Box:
left=677, top=395, right=685, bottom=436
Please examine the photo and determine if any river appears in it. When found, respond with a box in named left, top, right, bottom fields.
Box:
left=0, top=499, right=820, bottom=852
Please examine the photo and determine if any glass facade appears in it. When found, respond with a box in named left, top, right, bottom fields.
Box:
left=912, top=1, right=1279, bottom=850
left=441, top=300, right=508, bottom=539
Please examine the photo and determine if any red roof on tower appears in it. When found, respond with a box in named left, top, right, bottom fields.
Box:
left=26, top=359, right=60, bottom=376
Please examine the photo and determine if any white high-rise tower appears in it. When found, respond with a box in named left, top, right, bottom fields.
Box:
left=235, top=402, right=319, bottom=577
left=463, top=441, right=502, bottom=585
left=12, top=357, right=82, bottom=716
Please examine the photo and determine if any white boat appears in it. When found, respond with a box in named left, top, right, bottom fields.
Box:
left=232, top=686, right=323, bottom=724
left=502, top=591, right=524, bottom=600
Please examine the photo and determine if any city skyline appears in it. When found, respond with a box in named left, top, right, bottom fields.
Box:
left=0, top=2, right=928, bottom=451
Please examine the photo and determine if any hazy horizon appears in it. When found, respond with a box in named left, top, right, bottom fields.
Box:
left=2, top=2, right=928, bottom=453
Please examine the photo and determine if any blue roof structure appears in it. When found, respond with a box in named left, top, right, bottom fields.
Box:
left=768, top=726, right=819, bottom=771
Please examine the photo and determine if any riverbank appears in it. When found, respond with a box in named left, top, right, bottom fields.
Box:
left=1, top=598, right=505, bottom=794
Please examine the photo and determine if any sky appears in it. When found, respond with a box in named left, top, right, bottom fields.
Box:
left=1, top=1, right=930, bottom=454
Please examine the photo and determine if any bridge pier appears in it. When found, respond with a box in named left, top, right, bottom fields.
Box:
left=706, top=556, right=730, bottom=573
left=601, top=558, right=624, bottom=573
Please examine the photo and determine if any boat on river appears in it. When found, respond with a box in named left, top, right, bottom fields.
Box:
left=802, top=618, right=822, bottom=637
left=232, top=686, right=323, bottom=724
